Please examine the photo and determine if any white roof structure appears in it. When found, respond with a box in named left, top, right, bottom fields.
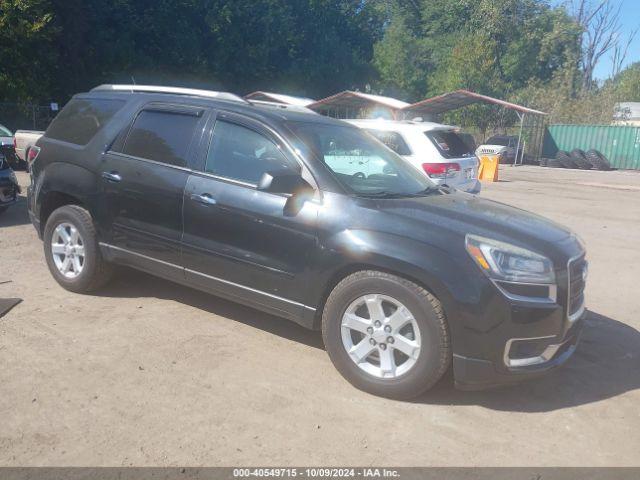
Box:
left=308, top=90, right=410, bottom=112
left=244, top=91, right=315, bottom=107
left=346, top=118, right=456, bottom=133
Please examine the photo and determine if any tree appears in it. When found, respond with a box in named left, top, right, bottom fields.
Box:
left=567, top=0, right=638, bottom=90
left=0, top=0, right=57, bottom=101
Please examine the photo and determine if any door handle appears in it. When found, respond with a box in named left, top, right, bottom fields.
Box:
left=101, top=171, right=122, bottom=183
left=190, top=193, right=217, bottom=205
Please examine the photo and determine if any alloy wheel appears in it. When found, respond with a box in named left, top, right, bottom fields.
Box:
left=51, top=222, right=85, bottom=279
left=340, top=294, right=421, bottom=379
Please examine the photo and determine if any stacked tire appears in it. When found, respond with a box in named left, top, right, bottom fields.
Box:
left=585, top=150, right=612, bottom=170
left=547, top=157, right=564, bottom=168
left=555, top=151, right=576, bottom=168
left=569, top=149, right=593, bottom=170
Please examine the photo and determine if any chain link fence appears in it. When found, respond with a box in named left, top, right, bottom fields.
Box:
left=0, top=102, right=59, bottom=132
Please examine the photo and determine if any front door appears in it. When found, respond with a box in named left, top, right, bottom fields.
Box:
left=99, top=103, right=207, bottom=278
left=181, top=113, right=319, bottom=320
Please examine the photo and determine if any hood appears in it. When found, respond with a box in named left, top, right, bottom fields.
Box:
left=373, top=191, right=572, bottom=250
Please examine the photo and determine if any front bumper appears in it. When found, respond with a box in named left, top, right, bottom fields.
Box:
left=451, top=248, right=587, bottom=390
left=453, top=315, right=584, bottom=390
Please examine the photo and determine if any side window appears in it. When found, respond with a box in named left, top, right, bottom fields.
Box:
left=122, top=109, right=200, bottom=167
left=205, top=120, right=297, bottom=184
left=365, top=129, right=412, bottom=155
left=45, top=98, right=125, bottom=145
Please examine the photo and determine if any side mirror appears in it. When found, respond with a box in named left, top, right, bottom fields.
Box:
left=257, top=170, right=314, bottom=199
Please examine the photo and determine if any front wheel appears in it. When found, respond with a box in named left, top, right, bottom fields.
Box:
left=43, top=205, right=114, bottom=293
left=322, top=271, right=451, bottom=399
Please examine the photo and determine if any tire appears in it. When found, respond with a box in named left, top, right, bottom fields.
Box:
left=586, top=149, right=612, bottom=170
left=570, top=149, right=592, bottom=170
left=43, top=205, right=114, bottom=293
left=322, top=270, right=451, bottom=399
left=556, top=151, right=578, bottom=169
left=547, top=158, right=564, bottom=168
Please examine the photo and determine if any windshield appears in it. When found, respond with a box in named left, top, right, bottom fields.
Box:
left=288, top=122, right=435, bottom=197
left=0, top=125, right=12, bottom=137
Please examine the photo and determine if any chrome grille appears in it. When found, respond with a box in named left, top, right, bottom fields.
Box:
left=567, top=255, right=587, bottom=319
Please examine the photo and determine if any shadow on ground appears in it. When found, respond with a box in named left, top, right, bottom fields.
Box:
left=0, top=195, right=30, bottom=228
left=96, top=268, right=325, bottom=350
left=422, top=311, right=640, bottom=412
left=96, top=269, right=639, bottom=412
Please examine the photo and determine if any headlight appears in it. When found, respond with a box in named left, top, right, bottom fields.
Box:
left=465, top=234, right=555, bottom=284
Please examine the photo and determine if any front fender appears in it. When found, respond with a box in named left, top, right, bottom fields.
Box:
left=306, top=228, right=486, bottom=345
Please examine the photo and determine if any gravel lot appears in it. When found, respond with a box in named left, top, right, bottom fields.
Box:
left=1, top=166, right=639, bottom=466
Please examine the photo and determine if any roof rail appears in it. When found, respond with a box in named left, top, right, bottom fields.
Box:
left=91, top=84, right=248, bottom=104
left=246, top=99, right=317, bottom=114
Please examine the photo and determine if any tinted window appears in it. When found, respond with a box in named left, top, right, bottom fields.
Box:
left=365, top=129, right=412, bottom=155
left=289, top=123, right=434, bottom=196
left=45, top=98, right=125, bottom=145
left=205, top=120, right=297, bottom=184
left=425, top=131, right=474, bottom=159
left=486, top=136, right=510, bottom=146
left=122, top=110, right=200, bottom=167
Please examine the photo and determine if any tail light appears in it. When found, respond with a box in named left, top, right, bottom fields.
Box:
left=422, top=162, right=460, bottom=179
left=27, top=146, right=41, bottom=165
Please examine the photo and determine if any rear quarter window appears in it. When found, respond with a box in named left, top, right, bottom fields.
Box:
left=365, top=129, right=412, bottom=155
left=45, top=98, right=125, bottom=145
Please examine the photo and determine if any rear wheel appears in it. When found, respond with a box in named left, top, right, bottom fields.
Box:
left=322, top=271, right=451, bottom=399
left=43, top=205, right=114, bottom=292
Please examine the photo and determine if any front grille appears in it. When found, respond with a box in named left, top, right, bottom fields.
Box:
left=567, top=255, right=587, bottom=317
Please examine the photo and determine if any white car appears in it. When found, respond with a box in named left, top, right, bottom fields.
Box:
left=14, top=129, right=44, bottom=166
left=346, top=119, right=481, bottom=193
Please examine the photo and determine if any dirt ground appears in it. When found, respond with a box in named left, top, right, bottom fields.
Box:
left=1, top=166, right=639, bottom=466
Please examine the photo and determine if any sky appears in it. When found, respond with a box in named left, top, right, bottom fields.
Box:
left=554, top=0, right=640, bottom=81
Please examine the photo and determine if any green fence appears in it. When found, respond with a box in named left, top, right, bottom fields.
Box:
left=542, top=124, right=640, bottom=170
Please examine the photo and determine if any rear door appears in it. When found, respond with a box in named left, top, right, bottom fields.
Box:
left=99, top=103, right=208, bottom=278
left=181, top=112, right=320, bottom=319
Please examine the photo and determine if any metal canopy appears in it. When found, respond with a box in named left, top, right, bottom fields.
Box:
left=402, top=89, right=547, bottom=117
left=307, top=90, right=410, bottom=119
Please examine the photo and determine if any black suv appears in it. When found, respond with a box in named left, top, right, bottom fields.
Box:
left=27, top=85, right=587, bottom=399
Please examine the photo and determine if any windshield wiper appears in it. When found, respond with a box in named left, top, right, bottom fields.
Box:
left=356, top=187, right=437, bottom=199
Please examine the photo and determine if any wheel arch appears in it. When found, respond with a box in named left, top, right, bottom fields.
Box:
left=35, top=162, right=99, bottom=235
left=39, top=191, right=86, bottom=236
left=311, top=261, right=454, bottom=331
